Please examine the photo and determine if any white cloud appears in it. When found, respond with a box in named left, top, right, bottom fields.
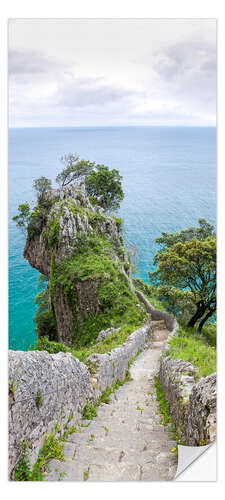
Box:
left=8, top=19, right=216, bottom=127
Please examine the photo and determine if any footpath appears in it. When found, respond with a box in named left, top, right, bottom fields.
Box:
left=46, top=320, right=177, bottom=481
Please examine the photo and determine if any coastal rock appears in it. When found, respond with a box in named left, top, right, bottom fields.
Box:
left=23, top=182, right=130, bottom=345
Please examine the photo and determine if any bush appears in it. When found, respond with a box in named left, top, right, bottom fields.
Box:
left=32, top=336, right=71, bottom=354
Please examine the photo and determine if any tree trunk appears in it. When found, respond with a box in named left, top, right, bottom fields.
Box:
left=187, top=301, right=206, bottom=328
left=198, top=309, right=216, bottom=331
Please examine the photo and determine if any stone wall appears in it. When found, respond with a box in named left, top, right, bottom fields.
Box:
left=87, top=322, right=152, bottom=396
left=134, top=291, right=216, bottom=447
left=8, top=350, right=94, bottom=476
left=135, top=290, right=178, bottom=334
left=159, top=357, right=216, bottom=446
left=8, top=322, right=152, bottom=478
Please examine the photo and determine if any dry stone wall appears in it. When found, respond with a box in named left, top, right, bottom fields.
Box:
left=87, top=322, right=152, bottom=396
left=159, top=357, right=216, bottom=446
left=8, top=322, right=152, bottom=478
left=135, top=290, right=216, bottom=447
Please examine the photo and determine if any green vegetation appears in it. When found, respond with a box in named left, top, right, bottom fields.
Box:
left=12, top=203, right=31, bottom=230
left=13, top=177, right=56, bottom=240
left=155, top=376, right=171, bottom=426
left=33, top=176, right=52, bottom=202
left=56, top=154, right=95, bottom=187
left=13, top=155, right=141, bottom=354
left=31, top=336, right=71, bottom=354
left=14, top=425, right=65, bottom=481
left=155, top=376, right=180, bottom=450
left=8, top=379, right=19, bottom=396
left=85, top=165, right=124, bottom=212
left=14, top=442, right=33, bottom=481
left=83, top=468, right=90, bottom=481
left=82, top=402, right=98, bottom=420
left=167, top=327, right=216, bottom=377
left=133, top=278, right=165, bottom=311
left=61, top=426, right=77, bottom=441
left=149, top=219, right=216, bottom=331
left=51, top=232, right=147, bottom=349
left=101, top=386, right=112, bottom=404
left=36, top=389, right=44, bottom=408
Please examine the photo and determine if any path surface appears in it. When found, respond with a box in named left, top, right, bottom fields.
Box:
left=46, top=320, right=177, bottom=481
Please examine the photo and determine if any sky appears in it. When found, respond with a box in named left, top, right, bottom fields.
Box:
left=8, top=19, right=216, bottom=127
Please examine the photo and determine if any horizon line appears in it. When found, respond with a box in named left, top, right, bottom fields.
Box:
left=9, top=124, right=217, bottom=130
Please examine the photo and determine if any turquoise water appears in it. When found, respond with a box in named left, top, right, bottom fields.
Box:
left=9, top=126, right=216, bottom=350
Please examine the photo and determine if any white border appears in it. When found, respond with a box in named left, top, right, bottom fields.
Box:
left=1, top=1, right=225, bottom=497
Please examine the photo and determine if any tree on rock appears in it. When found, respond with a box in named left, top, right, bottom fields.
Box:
left=56, top=153, right=95, bottom=187
left=12, top=203, right=31, bottom=230
left=33, top=177, right=52, bottom=202
left=149, top=219, right=216, bottom=331
left=85, top=165, right=124, bottom=212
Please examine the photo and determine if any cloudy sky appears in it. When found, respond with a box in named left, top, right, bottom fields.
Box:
left=9, top=19, right=216, bottom=127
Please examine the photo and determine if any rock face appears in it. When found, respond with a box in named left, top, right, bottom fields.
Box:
left=159, top=357, right=216, bottom=446
left=23, top=182, right=132, bottom=345
left=8, top=321, right=152, bottom=478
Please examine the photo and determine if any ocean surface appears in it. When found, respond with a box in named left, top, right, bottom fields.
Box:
left=9, top=126, right=216, bottom=350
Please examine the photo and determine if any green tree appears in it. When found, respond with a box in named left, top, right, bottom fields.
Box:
left=12, top=203, right=31, bottom=230
left=154, top=284, right=196, bottom=318
left=56, top=154, right=95, bottom=187
left=149, top=220, right=216, bottom=331
left=155, top=218, right=215, bottom=249
left=85, top=165, right=124, bottom=211
left=33, top=177, right=52, bottom=202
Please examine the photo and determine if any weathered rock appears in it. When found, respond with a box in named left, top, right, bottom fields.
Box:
left=159, top=357, right=216, bottom=446
left=186, top=373, right=216, bottom=445
left=8, top=349, right=94, bottom=478
left=96, top=327, right=121, bottom=343
left=87, top=322, right=152, bottom=395
left=23, top=182, right=130, bottom=345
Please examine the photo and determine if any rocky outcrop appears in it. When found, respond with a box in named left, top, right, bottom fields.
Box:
left=159, top=357, right=216, bottom=446
left=24, top=183, right=121, bottom=271
left=23, top=182, right=133, bottom=345
left=8, top=321, right=152, bottom=478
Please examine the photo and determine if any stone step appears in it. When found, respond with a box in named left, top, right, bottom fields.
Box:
left=44, top=321, right=178, bottom=482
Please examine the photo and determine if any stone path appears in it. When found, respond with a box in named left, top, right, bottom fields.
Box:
left=46, top=320, right=177, bottom=481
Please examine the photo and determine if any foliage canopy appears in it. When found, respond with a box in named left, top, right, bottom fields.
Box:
left=85, top=165, right=124, bottom=211
left=149, top=219, right=216, bottom=331
left=33, top=176, right=52, bottom=201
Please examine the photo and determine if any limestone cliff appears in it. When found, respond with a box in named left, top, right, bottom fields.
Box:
left=24, top=182, right=145, bottom=346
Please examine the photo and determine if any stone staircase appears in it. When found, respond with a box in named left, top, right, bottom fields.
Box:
left=45, top=320, right=177, bottom=481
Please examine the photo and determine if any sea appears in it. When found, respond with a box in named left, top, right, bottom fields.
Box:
left=9, top=126, right=216, bottom=350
